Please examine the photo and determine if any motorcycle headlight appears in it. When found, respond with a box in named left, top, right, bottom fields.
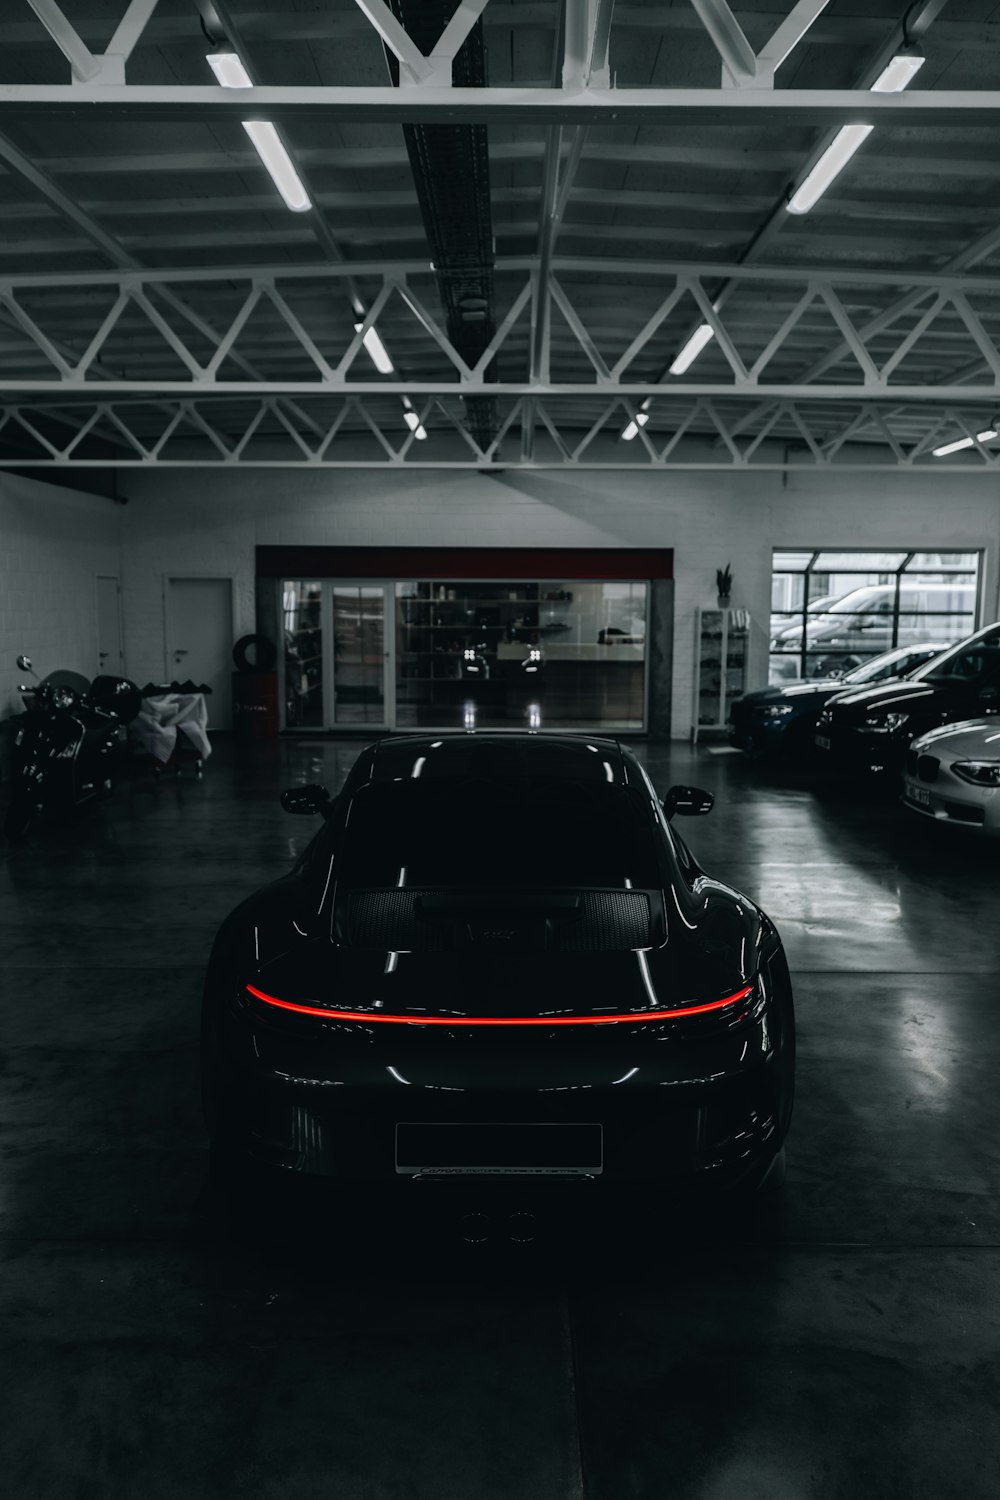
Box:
left=951, top=760, right=1000, bottom=787
left=760, top=704, right=795, bottom=718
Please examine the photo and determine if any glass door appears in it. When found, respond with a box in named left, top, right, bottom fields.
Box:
left=329, top=583, right=393, bottom=728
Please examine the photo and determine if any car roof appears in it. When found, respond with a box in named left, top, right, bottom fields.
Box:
left=364, top=733, right=631, bottom=785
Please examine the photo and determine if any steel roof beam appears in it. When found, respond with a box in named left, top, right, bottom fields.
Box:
left=3, top=255, right=998, bottom=292
left=4, top=381, right=999, bottom=401
left=26, top=0, right=159, bottom=84
left=26, top=0, right=101, bottom=81
left=688, top=1, right=757, bottom=87
left=3, top=84, right=999, bottom=126
left=754, top=1, right=831, bottom=83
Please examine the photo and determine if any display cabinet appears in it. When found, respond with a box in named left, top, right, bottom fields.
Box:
left=692, top=607, right=750, bottom=743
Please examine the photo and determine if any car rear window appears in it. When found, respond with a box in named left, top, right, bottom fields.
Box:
left=340, top=776, right=660, bottom=888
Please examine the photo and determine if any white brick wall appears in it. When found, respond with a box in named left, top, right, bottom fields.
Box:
left=0, top=473, right=121, bottom=718
left=4, top=463, right=998, bottom=738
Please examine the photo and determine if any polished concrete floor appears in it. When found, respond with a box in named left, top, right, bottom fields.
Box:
left=2, top=736, right=999, bottom=1499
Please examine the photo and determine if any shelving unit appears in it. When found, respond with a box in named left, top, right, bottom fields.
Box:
left=692, top=607, right=751, bottom=743
left=396, top=583, right=543, bottom=700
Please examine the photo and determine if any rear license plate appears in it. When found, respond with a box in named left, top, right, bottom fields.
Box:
left=815, top=734, right=831, bottom=750
left=395, top=1122, right=603, bottom=1176
left=906, top=782, right=930, bottom=807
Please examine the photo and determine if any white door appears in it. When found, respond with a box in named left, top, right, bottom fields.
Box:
left=96, top=575, right=123, bottom=676
left=165, top=577, right=234, bottom=730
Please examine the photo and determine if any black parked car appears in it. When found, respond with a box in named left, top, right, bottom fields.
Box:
left=730, top=643, right=949, bottom=759
left=201, top=734, right=795, bottom=1239
left=814, top=621, right=1000, bottom=778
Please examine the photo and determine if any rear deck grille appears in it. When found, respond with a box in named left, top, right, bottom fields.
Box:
left=342, top=888, right=653, bottom=952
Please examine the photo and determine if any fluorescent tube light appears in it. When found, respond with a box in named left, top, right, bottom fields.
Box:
left=933, top=428, right=997, bottom=458
left=403, top=410, right=427, bottom=440
left=354, top=323, right=394, bottom=375
left=870, top=52, right=926, bottom=94
left=206, top=50, right=252, bottom=87
left=787, top=51, right=925, bottom=216
left=620, top=401, right=651, bottom=442
left=786, top=125, right=873, bottom=216
left=206, top=51, right=311, bottom=213
left=670, top=322, right=716, bottom=376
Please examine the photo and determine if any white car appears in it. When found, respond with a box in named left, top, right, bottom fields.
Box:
left=901, top=719, right=1000, bottom=835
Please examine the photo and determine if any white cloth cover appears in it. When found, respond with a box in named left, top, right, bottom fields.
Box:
left=131, top=694, right=212, bottom=764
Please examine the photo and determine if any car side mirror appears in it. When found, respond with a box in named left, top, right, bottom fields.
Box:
left=662, top=785, right=714, bottom=818
left=16, top=655, right=31, bottom=671
left=280, top=783, right=332, bottom=816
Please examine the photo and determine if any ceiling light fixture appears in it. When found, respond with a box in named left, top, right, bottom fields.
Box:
left=786, top=50, right=926, bottom=216
left=932, top=428, right=998, bottom=458
left=621, top=399, right=652, bottom=442
left=206, top=51, right=311, bottom=212
left=354, top=323, right=395, bottom=375
left=403, top=409, right=428, bottom=440
left=669, top=321, right=717, bottom=376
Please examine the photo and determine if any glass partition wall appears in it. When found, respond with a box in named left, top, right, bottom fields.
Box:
left=281, top=580, right=323, bottom=727
left=769, top=551, right=981, bottom=684
left=282, top=577, right=649, bottom=732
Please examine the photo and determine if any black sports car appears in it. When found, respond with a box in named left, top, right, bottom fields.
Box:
left=201, top=735, right=794, bottom=1238
left=730, top=642, right=949, bottom=759
left=814, top=621, right=1000, bottom=779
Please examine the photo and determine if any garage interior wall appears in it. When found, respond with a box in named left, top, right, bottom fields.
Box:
left=7, top=465, right=998, bottom=739
left=0, top=472, right=121, bottom=714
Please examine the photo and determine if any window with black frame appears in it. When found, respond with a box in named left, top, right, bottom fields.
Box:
left=769, top=551, right=980, bottom=685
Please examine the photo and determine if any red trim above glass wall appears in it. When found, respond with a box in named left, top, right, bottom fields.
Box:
left=257, top=546, right=672, bottom=581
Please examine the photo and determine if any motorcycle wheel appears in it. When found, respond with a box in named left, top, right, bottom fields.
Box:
left=4, top=796, right=38, bottom=842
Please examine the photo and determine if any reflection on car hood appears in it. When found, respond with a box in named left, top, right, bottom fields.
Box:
left=739, top=681, right=839, bottom=707
left=829, top=680, right=939, bottom=713
left=910, top=718, right=1000, bottom=754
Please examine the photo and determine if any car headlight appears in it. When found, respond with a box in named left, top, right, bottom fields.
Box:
left=862, top=711, right=909, bottom=735
left=951, top=760, right=1000, bottom=787
left=759, top=704, right=795, bottom=718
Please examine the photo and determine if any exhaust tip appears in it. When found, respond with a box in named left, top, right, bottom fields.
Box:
left=459, top=1211, right=490, bottom=1244
left=506, top=1211, right=538, bottom=1244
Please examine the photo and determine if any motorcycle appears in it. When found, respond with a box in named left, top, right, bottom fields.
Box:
left=3, top=656, right=141, bottom=841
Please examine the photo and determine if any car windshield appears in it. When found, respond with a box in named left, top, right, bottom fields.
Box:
left=341, top=776, right=660, bottom=888
left=841, top=647, right=938, bottom=685
left=816, top=588, right=886, bottom=615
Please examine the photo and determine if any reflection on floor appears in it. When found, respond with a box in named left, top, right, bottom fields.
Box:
left=2, top=736, right=998, bottom=1499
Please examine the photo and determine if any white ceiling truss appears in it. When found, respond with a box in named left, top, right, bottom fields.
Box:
left=6, top=390, right=1000, bottom=472
left=1, top=0, right=1000, bottom=472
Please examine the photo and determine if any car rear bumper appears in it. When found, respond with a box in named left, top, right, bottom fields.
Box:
left=205, top=1008, right=793, bottom=1200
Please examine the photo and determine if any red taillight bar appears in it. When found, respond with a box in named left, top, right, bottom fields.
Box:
left=243, top=982, right=754, bottom=1025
